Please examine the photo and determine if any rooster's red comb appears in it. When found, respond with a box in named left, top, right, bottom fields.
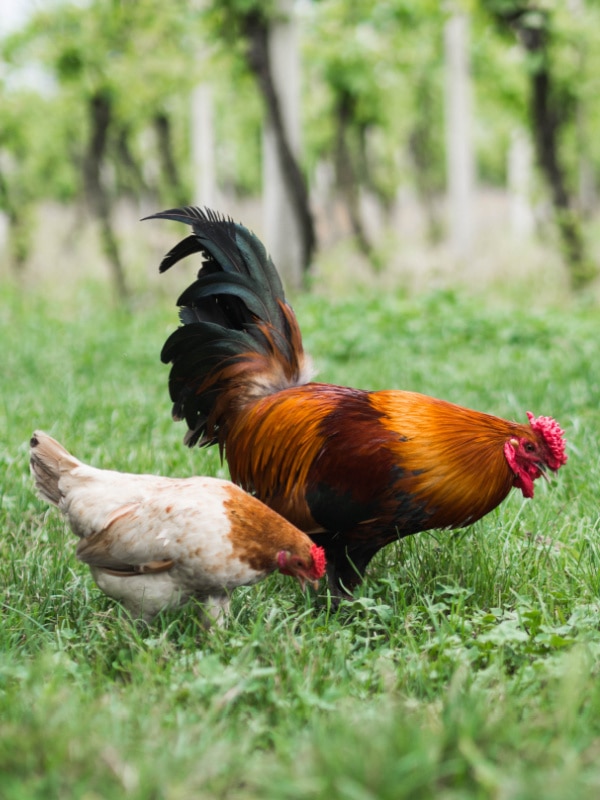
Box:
left=527, top=412, right=568, bottom=470
left=310, top=544, right=327, bottom=579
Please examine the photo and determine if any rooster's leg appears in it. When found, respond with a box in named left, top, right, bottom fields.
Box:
left=325, top=542, right=384, bottom=604
left=325, top=567, right=355, bottom=606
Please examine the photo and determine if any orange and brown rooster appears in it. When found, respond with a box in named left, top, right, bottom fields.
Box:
left=149, top=207, right=568, bottom=597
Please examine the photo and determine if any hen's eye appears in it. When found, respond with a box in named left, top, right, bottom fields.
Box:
left=524, top=442, right=535, bottom=453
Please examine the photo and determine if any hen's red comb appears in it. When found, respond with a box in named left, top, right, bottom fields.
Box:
left=310, top=544, right=327, bottom=579
left=527, top=412, right=568, bottom=470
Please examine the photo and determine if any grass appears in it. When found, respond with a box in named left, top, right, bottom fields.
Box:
left=1, top=276, right=600, bottom=798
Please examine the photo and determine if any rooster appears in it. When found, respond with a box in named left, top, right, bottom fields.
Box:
left=30, top=431, right=326, bottom=624
left=148, top=206, right=568, bottom=597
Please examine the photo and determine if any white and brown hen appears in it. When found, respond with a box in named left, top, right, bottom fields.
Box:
left=30, top=431, right=326, bottom=625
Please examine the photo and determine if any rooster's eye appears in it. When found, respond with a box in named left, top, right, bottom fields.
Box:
left=524, top=442, right=535, bottom=453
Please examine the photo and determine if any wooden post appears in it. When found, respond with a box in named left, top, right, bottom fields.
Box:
left=262, top=0, right=303, bottom=289
left=191, top=84, right=217, bottom=208
left=508, top=128, right=535, bottom=237
left=444, top=13, right=475, bottom=257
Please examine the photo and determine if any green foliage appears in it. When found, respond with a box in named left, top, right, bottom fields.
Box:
left=302, top=0, right=447, bottom=202
left=0, top=0, right=199, bottom=216
left=1, top=279, right=600, bottom=796
left=478, top=0, right=600, bottom=182
left=2, top=0, right=600, bottom=235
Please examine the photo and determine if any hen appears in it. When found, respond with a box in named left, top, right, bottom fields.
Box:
left=30, top=431, right=326, bottom=624
left=149, top=206, right=568, bottom=597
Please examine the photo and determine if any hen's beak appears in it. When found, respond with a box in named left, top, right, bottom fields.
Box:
left=537, top=463, right=551, bottom=484
left=297, top=575, right=320, bottom=592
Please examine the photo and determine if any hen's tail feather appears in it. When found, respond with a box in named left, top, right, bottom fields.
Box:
left=151, top=207, right=310, bottom=448
left=30, top=431, right=79, bottom=506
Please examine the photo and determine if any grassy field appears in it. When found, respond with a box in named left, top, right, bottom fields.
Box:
left=1, top=276, right=599, bottom=799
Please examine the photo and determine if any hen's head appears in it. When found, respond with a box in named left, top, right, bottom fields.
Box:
left=277, top=544, right=326, bottom=590
left=504, top=412, right=568, bottom=498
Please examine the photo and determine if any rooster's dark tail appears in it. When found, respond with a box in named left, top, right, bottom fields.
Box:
left=146, top=207, right=311, bottom=448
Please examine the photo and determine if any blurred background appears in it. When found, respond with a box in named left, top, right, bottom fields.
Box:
left=1, top=0, right=599, bottom=304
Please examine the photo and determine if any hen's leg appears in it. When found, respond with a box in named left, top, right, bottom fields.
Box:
left=197, top=594, right=231, bottom=629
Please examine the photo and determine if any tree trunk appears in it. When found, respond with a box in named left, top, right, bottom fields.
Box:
left=529, top=32, right=594, bottom=287
left=0, top=171, right=32, bottom=273
left=493, top=7, right=595, bottom=288
left=84, top=90, right=130, bottom=303
left=333, top=91, right=373, bottom=259
left=408, top=72, right=444, bottom=244
left=241, top=7, right=316, bottom=274
left=115, top=125, right=148, bottom=200
left=154, top=111, right=187, bottom=206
